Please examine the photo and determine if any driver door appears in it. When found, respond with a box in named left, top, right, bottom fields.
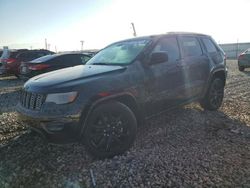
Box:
left=144, top=37, right=184, bottom=116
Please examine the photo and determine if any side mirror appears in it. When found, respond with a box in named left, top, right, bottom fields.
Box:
left=149, top=51, right=168, bottom=65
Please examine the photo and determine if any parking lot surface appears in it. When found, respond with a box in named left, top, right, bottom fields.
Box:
left=0, top=60, right=249, bottom=187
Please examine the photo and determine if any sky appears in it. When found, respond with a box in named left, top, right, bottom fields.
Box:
left=0, top=0, right=250, bottom=51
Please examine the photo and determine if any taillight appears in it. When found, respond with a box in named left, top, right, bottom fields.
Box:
left=28, top=64, right=50, bottom=70
left=238, top=54, right=244, bottom=60
left=6, top=58, right=17, bottom=64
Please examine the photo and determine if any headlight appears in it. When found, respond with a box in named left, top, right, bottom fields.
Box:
left=45, top=91, right=78, bottom=104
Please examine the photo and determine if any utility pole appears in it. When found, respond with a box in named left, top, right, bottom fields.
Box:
left=131, top=22, right=137, bottom=37
left=236, top=38, right=239, bottom=59
left=45, top=38, right=47, bottom=50
left=80, top=40, right=84, bottom=51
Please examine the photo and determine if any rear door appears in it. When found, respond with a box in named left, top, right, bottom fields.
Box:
left=178, top=36, right=210, bottom=99
left=144, top=36, right=183, bottom=115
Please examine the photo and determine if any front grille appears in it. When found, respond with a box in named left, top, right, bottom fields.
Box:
left=20, top=90, right=46, bottom=110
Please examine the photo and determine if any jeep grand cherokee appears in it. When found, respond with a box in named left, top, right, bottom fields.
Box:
left=17, top=32, right=227, bottom=158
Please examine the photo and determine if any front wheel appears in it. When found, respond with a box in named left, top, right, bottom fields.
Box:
left=83, top=101, right=137, bottom=159
left=200, top=78, right=224, bottom=111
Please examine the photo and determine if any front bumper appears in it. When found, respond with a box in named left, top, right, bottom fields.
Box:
left=16, top=103, right=82, bottom=143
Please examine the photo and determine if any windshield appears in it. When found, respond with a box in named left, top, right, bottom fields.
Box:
left=87, top=39, right=150, bottom=65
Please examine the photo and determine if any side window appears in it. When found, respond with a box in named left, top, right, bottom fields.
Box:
left=80, top=55, right=91, bottom=64
left=28, top=52, right=38, bottom=60
left=52, top=56, right=62, bottom=64
left=202, top=38, right=218, bottom=53
left=36, top=52, right=46, bottom=58
left=17, top=52, right=27, bottom=59
left=179, top=36, right=202, bottom=57
left=153, top=37, right=180, bottom=62
left=60, top=55, right=82, bottom=66
left=71, top=55, right=83, bottom=65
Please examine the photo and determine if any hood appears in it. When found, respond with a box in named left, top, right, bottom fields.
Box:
left=24, top=65, right=126, bottom=91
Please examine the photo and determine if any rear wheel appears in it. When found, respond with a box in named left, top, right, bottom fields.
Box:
left=200, top=78, right=224, bottom=111
left=239, top=66, right=245, bottom=72
left=83, top=101, right=137, bottom=159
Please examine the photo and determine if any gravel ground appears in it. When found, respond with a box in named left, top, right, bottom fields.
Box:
left=0, top=60, right=249, bottom=188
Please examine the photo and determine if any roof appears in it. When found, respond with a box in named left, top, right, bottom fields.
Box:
left=115, top=32, right=210, bottom=44
left=166, top=31, right=209, bottom=36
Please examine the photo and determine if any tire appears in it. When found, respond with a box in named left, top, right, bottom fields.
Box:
left=83, top=101, right=137, bottom=159
left=238, top=66, right=245, bottom=72
left=200, top=78, right=224, bottom=111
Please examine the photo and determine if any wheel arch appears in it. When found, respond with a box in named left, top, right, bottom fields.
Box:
left=212, top=70, right=226, bottom=86
left=201, top=69, right=226, bottom=99
left=78, top=92, right=141, bottom=137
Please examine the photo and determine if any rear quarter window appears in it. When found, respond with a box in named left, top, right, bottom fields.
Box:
left=202, top=38, right=218, bottom=53
left=179, top=36, right=202, bottom=57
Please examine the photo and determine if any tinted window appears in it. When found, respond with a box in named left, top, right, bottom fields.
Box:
left=58, top=54, right=82, bottom=66
left=10, top=51, right=20, bottom=58
left=34, top=52, right=47, bottom=58
left=153, top=37, right=180, bottom=61
left=18, top=52, right=39, bottom=60
left=179, top=36, right=202, bottom=57
left=202, top=38, right=218, bottom=53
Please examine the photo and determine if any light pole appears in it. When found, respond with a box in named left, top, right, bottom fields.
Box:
left=45, top=38, right=47, bottom=50
left=131, top=23, right=137, bottom=37
left=80, top=40, right=84, bottom=51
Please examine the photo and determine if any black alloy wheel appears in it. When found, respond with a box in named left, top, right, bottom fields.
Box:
left=84, top=101, right=137, bottom=158
left=200, top=78, right=224, bottom=111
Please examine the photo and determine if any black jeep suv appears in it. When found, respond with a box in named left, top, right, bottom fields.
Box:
left=17, top=32, right=227, bottom=158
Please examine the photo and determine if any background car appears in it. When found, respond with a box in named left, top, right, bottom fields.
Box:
left=0, top=49, right=54, bottom=77
left=238, top=48, right=250, bottom=71
left=19, top=52, right=94, bottom=79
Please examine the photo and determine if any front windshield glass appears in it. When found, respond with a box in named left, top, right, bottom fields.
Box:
left=87, top=39, right=150, bottom=65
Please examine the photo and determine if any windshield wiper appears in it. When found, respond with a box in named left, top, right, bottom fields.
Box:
left=91, top=62, right=118, bottom=65
left=92, top=62, right=110, bottom=65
